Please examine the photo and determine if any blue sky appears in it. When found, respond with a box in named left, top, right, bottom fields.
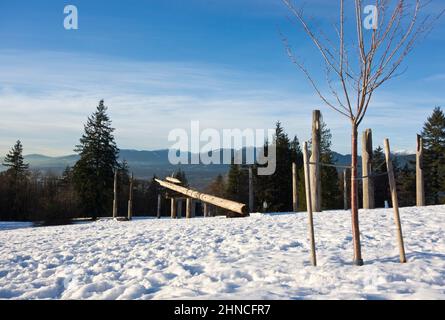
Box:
left=0, top=0, right=444, bottom=156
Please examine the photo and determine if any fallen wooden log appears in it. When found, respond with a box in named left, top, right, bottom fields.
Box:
left=155, top=179, right=248, bottom=216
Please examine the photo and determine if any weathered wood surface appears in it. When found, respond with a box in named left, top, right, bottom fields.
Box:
left=186, top=198, right=192, bottom=219
left=416, top=134, right=425, bottom=207
left=127, top=173, right=134, bottom=220
left=156, top=179, right=247, bottom=215
left=310, top=110, right=321, bottom=212
left=113, top=170, right=118, bottom=219
left=166, top=176, right=182, bottom=184
left=292, top=162, right=298, bottom=212
left=303, top=142, right=317, bottom=266
left=362, top=129, right=375, bottom=209
left=384, top=139, right=407, bottom=263
left=170, top=198, right=177, bottom=219
left=157, top=194, right=162, bottom=219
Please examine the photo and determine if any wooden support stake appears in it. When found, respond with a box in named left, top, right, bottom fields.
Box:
left=303, top=141, right=317, bottom=266
left=384, top=138, right=407, bottom=263
left=203, top=203, right=208, bottom=217
left=157, top=194, right=162, bottom=219
left=362, top=129, right=375, bottom=209
left=127, top=173, right=134, bottom=220
left=343, top=169, right=348, bottom=210
left=186, top=198, right=192, bottom=219
left=249, top=167, right=254, bottom=213
left=416, top=134, right=425, bottom=207
left=113, top=170, right=118, bottom=219
left=292, top=162, right=298, bottom=212
left=310, top=110, right=322, bottom=212
left=171, top=198, right=177, bottom=219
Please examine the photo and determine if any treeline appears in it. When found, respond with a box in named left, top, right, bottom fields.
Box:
left=210, top=107, right=445, bottom=212
left=0, top=100, right=187, bottom=222
left=0, top=103, right=444, bottom=221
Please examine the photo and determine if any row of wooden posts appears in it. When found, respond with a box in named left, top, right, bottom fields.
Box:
left=111, top=173, right=219, bottom=220
left=112, top=172, right=135, bottom=220
left=297, top=110, right=416, bottom=266
left=292, top=110, right=426, bottom=213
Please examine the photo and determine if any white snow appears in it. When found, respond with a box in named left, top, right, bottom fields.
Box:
left=0, top=205, right=444, bottom=300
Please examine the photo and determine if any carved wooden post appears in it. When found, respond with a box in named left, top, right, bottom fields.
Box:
left=362, top=129, right=375, bottom=209
left=310, top=110, right=321, bottom=212
left=303, top=141, right=317, bottom=266
left=343, top=169, right=348, bottom=210
left=171, top=198, right=177, bottom=219
left=186, top=198, right=192, bottom=219
left=157, top=194, right=162, bottom=219
left=248, top=166, right=254, bottom=213
left=292, top=162, right=298, bottom=212
left=416, top=134, right=425, bottom=207
left=113, top=170, right=118, bottom=218
left=384, top=139, right=407, bottom=263
left=127, top=173, right=134, bottom=220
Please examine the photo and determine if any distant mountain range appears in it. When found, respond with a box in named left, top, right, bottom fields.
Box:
left=0, top=149, right=415, bottom=189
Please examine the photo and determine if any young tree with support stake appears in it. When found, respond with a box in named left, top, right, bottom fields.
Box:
left=282, top=0, right=443, bottom=265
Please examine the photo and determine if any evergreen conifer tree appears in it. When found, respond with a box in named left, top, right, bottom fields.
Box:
left=372, top=146, right=390, bottom=208
left=421, top=107, right=445, bottom=205
left=3, top=140, right=29, bottom=179
left=72, top=100, right=119, bottom=219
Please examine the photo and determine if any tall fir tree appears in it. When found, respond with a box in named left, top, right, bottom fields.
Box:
left=2, top=140, right=30, bottom=219
left=3, top=140, right=29, bottom=179
left=73, top=100, right=119, bottom=219
left=225, top=163, right=248, bottom=204
left=421, top=107, right=445, bottom=205
left=255, top=122, right=293, bottom=212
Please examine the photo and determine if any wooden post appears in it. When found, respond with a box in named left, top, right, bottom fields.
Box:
left=310, top=110, right=322, bottom=212
left=157, top=194, right=162, bottom=219
left=292, top=162, right=298, bottom=212
left=362, top=129, right=375, bottom=209
left=203, top=203, right=208, bottom=217
left=186, top=198, right=192, bottom=219
left=248, top=167, right=254, bottom=213
left=113, top=170, right=118, bottom=219
left=343, top=169, right=348, bottom=210
left=303, top=142, right=317, bottom=267
left=177, top=199, right=183, bottom=219
left=171, top=198, right=177, bottom=219
left=416, top=134, right=425, bottom=207
left=384, top=139, right=407, bottom=263
left=127, top=173, right=134, bottom=220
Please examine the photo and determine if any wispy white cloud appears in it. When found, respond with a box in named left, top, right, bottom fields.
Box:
left=0, top=50, right=443, bottom=157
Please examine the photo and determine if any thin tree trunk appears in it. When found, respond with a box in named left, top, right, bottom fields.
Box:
left=351, top=123, right=363, bottom=266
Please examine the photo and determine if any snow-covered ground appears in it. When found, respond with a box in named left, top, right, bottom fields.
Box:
left=0, top=206, right=444, bottom=300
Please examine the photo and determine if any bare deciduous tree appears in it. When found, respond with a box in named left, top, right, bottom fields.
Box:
left=282, top=0, right=443, bottom=265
